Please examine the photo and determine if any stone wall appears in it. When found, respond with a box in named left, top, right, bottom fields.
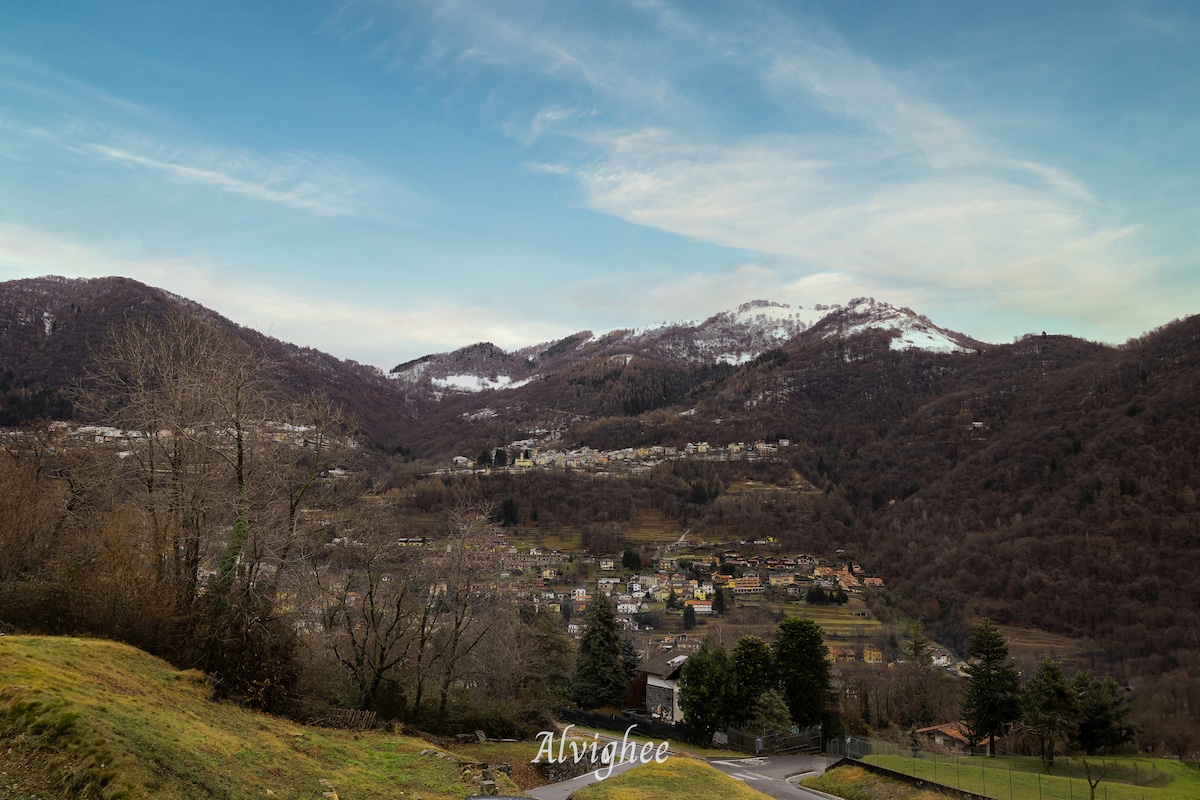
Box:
left=645, top=684, right=674, bottom=721
left=533, top=754, right=602, bottom=783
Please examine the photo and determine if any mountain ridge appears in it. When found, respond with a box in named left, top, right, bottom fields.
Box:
left=4, top=273, right=1200, bottom=689
left=0, top=275, right=417, bottom=448
left=388, top=296, right=985, bottom=396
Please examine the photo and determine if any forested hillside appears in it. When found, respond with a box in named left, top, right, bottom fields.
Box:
left=3, top=274, right=1199, bottom=687
left=0, top=276, right=417, bottom=450
left=393, top=318, right=1200, bottom=681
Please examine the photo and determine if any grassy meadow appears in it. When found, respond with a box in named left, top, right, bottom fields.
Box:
left=0, top=635, right=522, bottom=800
left=861, top=753, right=1200, bottom=800
left=804, top=763, right=954, bottom=800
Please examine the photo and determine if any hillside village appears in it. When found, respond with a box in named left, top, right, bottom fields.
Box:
left=493, top=535, right=962, bottom=671
left=26, top=419, right=957, bottom=676
left=445, top=438, right=794, bottom=474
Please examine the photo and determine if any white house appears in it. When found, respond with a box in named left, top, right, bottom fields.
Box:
left=639, top=653, right=688, bottom=723
left=685, top=598, right=712, bottom=615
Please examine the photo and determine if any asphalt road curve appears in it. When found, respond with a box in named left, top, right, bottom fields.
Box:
left=523, top=746, right=832, bottom=800
left=707, top=753, right=833, bottom=799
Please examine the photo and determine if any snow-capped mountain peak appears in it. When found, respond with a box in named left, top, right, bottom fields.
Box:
left=388, top=298, right=982, bottom=394
left=812, top=297, right=978, bottom=353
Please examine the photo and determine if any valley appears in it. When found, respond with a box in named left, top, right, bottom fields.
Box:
left=2, top=275, right=1199, bottom=787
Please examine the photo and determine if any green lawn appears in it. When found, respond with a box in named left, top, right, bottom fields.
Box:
left=570, top=757, right=772, bottom=800
left=785, top=600, right=885, bottom=635
left=863, top=753, right=1200, bottom=800
left=0, top=635, right=522, bottom=800
left=804, top=763, right=951, bottom=800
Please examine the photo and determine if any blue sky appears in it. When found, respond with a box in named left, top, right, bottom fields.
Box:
left=2, top=1, right=1197, bottom=368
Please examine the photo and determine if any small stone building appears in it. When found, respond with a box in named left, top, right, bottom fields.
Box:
left=626, top=652, right=688, bottom=723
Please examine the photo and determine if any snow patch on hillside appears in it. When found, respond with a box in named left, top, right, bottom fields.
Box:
left=890, top=328, right=969, bottom=353
left=727, top=300, right=824, bottom=330
left=433, top=374, right=514, bottom=392
left=831, top=298, right=971, bottom=353
left=389, top=361, right=428, bottom=382
left=432, top=374, right=535, bottom=393
left=715, top=352, right=755, bottom=365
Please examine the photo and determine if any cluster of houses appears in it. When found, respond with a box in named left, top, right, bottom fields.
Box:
left=502, top=542, right=888, bottom=642
left=39, top=420, right=355, bottom=457
left=321, top=530, right=980, bottom=737
left=446, top=438, right=793, bottom=474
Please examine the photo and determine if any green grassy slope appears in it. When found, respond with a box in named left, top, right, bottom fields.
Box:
left=862, top=753, right=1200, bottom=800
left=802, top=764, right=951, bottom=800
left=0, top=635, right=520, bottom=799
left=569, top=759, right=772, bottom=800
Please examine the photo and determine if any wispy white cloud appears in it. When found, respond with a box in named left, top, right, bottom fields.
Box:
left=524, top=161, right=570, bottom=175
left=0, top=222, right=564, bottom=366
left=343, top=0, right=693, bottom=119
left=0, top=50, right=160, bottom=121
left=346, top=1, right=1168, bottom=336
left=1, top=97, right=419, bottom=220
left=84, top=142, right=384, bottom=217
left=566, top=260, right=903, bottom=325
left=563, top=123, right=1139, bottom=317
left=567, top=262, right=780, bottom=319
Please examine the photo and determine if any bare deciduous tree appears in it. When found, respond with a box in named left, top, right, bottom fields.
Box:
left=312, top=518, right=420, bottom=711
left=74, top=310, right=347, bottom=707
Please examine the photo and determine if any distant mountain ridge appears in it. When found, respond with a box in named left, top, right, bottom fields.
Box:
left=0, top=276, right=988, bottom=448
left=0, top=275, right=415, bottom=447
left=389, top=297, right=984, bottom=395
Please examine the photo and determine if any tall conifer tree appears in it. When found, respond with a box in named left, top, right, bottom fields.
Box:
left=961, top=618, right=1021, bottom=756
left=569, top=597, right=630, bottom=709
left=774, top=617, right=831, bottom=726
left=1023, top=657, right=1077, bottom=767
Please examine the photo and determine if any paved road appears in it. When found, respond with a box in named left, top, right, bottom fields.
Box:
left=521, top=727, right=833, bottom=800
left=708, top=753, right=832, bottom=799
left=525, top=758, right=642, bottom=800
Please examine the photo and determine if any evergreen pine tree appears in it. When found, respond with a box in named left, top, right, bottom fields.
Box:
left=620, top=634, right=639, bottom=685
left=745, top=688, right=794, bottom=736
left=621, top=546, right=641, bottom=571
left=678, top=639, right=732, bottom=742
left=712, top=587, right=726, bottom=615
left=961, top=618, right=1022, bottom=756
left=774, top=617, right=832, bottom=726
left=495, top=497, right=518, bottom=526
left=1071, top=671, right=1135, bottom=755
left=682, top=603, right=696, bottom=630
left=906, top=621, right=934, bottom=667
left=568, top=597, right=630, bottom=709
left=730, top=635, right=775, bottom=728
left=1023, top=657, right=1078, bottom=768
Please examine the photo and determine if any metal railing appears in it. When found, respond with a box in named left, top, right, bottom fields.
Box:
left=721, top=724, right=823, bottom=755
left=825, top=737, right=1166, bottom=800
left=556, top=707, right=693, bottom=743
